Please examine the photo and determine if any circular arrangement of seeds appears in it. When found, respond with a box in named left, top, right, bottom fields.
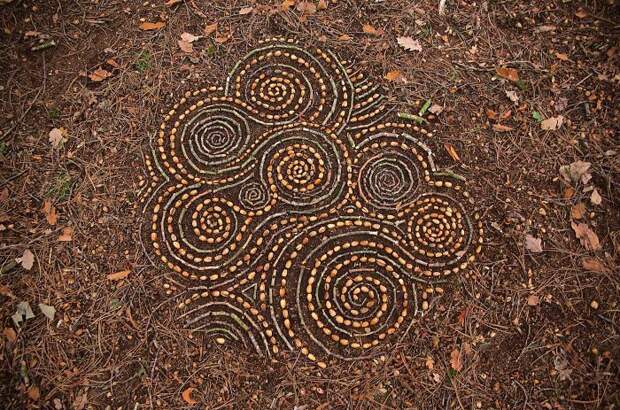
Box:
left=139, top=38, right=484, bottom=368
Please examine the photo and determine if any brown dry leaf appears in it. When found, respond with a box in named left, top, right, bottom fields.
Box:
left=540, top=115, right=564, bottom=131
left=20, top=249, right=34, bottom=270
left=496, top=67, right=519, bottom=82
left=239, top=6, right=253, bottom=15
left=3, top=327, right=17, bottom=343
left=425, top=356, right=435, bottom=369
left=397, top=36, right=422, bottom=52
left=139, top=21, right=166, bottom=31
left=450, top=348, right=463, bottom=372
left=429, top=104, right=443, bottom=115
left=444, top=143, right=460, bottom=162
left=384, top=70, right=402, bottom=81
left=559, top=160, right=591, bottom=185
left=106, top=58, right=120, bottom=68
left=317, top=0, right=328, bottom=10
left=27, top=385, right=40, bottom=401
left=215, top=31, right=231, bottom=44
left=88, top=68, right=112, bottom=82
left=338, top=34, right=352, bottom=41
left=527, top=294, right=540, bottom=306
left=296, top=1, right=317, bottom=14
left=486, top=109, right=498, bottom=120
left=180, top=32, right=201, bottom=43
left=280, top=0, right=295, bottom=11
left=178, top=40, right=193, bottom=53
left=575, top=9, right=588, bottom=18
left=42, top=199, right=57, bottom=225
left=49, top=127, right=68, bottom=148
left=363, top=24, right=382, bottom=36
left=182, top=387, right=198, bottom=405
left=590, top=189, right=602, bottom=205
left=58, top=227, right=73, bottom=242
left=505, top=90, right=519, bottom=103
left=571, top=222, right=601, bottom=251
left=570, top=202, right=586, bottom=220
left=164, top=0, right=182, bottom=6
left=525, top=234, right=543, bottom=253
left=581, top=257, right=609, bottom=273
left=492, top=124, right=514, bottom=132
left=203, top=23, right=218, bottom=35
left=107, top=269, right=130, bottom=281
left=555, top=52, right=569, bottom=61
left=563, top=187, right=575, bottom=199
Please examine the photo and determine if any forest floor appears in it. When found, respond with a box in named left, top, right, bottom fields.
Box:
left=1, top=0, right=619, bottom=409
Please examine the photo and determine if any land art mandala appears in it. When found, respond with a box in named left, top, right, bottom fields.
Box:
left=139, top=38, right=484, bottom=368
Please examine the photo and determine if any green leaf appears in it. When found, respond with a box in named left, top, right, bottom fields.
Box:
left=532, top=111, right=543, bottom=122
left=398, top=112, right=428, bottom=124
left=419, top=99, right=432, bottom=116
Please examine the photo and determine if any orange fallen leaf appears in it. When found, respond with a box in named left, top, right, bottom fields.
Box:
left=42, top=199, right=57, bottom=225
left=581, top=257, right=609, bottom=273
left=280, top=0, right=295, bottom=11
left=450, top=348, right=463, bottom=372
left=139, top=21, right=166, bottom=31
left=570, top=202, right=586, bottom=220
left=27, top=385, right=40, bottom=401
left=164, top=0, right=182, bottom=6
left=88, top=68, right=112, bottom=82
left=563, top=186, right=575, bottom=199
left=338, top=34, right=352, bottom=41
left=215, top=31, right=231, bottom=44
left=3, top=327, right=17, bottom=343
left=555, top=52, right=569, bottom=61
left=384, top=70, right=402, bottom=81
left=296, top=1, right=317, bottom=14
left=443, top=143, right=460, bottom=162
left=203, top=23, right=218, bottom=35
left=58, top=227, right=73, bottom=242
left=527, top=294, right=540, bottom=306
left=106, top=58, right=120, bottom=68
left=363, top=24, right=382, bottom=36
left=317, top=0, right=328, bottom=10
left=496, top=66, right=519, bottom=82
left=239, top=6, right=253, bottom=15
left=107, top=269, right=130, bottom=281
left=492, top=124, right=514, bottom=132
left=486, top=109, right=498, bottom=120
left=571, top=222, right=601, bottom=251
left=178, top=40, right=193, bottom=53
left=575, top=9, right=588, bottom=18
left=182, top=387, right=198, bottom=405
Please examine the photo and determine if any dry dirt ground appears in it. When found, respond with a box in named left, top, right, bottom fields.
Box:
left=1, top=0, right=619, bottom=409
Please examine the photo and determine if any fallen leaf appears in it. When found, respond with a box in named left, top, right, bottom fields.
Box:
left=425, top=356, right=435, bottom=369
left=182, top=387, right=198, bottom=405
left=215, top=32, right=231, bottom=44
left=444, top=143, right=460, bottom=162
left=571, top=222, right=601, bottom=251
left=384, top=70, right=402, bottom=81
left=563, top=186, right=576, bottom=199
left=58, top=227, right=73, bottom=242
left=12, top=301, right=35, bottom=327
left=559, top=160, right=591, bottom=185
left=107, top=269, right=130, bottom=281
left=496, top=67, right=519, bottom=82
left=450, top=348, right=463, bottom=372
left=106, top=58, right=120, bottom=68
left=48, top=127, right=68, bottom=148
left=429, top=104, right=443, bottom=114
left=570, top=202, right=586, bottom=220
left=73, top=393, right=88, bottom=410
left=505, top=90, right=519, bottom=103
left=42, top=199, right=57, bottom=225
left=139, top=21, right=166, bottom=31
left=27, top=385, right=40, bottom=401
left=525, top=234, right=543, bottom=253
left=492, top=124, right=514, bottom=132
left=88, top=68, right=112, bottom=82
left=19, top=249, right=34, bottom=270
left=534, top=25, right=557, bottom=33
left=296, top=1, right=317, bottom=14
left=581, top=257, right=609, bottom=273
left=575, top=9, right=588, bottom=18
left=203, top=23, right=218, bottom=35
left=178, top=40, right=193, bottom=53
left=239, top=6, right=253, bottom=15
left=590, top=188, right=602, bottom=205
left=555, top=97, right=568, bottom=112
left=486, top=109, right=498, bottom=120
left=280, top=0, right=295, bottom=11
left=317, top=0, right=328, bottom=10
left=164, top=0, right=182, bottom=6
left=555, top=52, right=569, bottom=61
left=540, top=115, right=564, bottom=131
left=3, top=327, right=17, bottom=343
left=527, top=294, right=540, bottom=306
left=397, top=36, right=422, bottom=52
left=363, top=24, right=382, bottom=36
left=38, top=303, right=56, bottom=320
left=180, top=32, right=201, bottom=43
left=554, top=356, right=572, bottom=381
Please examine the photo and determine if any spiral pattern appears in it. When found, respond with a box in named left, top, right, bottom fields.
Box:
left=140, top=38, right=485, bottom=368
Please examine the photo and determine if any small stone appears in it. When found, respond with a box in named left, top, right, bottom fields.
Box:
left=590, top=300, right=599, bottom=310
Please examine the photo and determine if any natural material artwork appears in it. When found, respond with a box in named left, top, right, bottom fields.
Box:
left=139, top=38, right=484, bottom=368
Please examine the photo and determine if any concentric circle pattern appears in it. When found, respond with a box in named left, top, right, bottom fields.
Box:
left=139, top=38, right=485, bottom=366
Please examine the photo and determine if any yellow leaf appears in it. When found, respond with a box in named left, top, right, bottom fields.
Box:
left=182, top=387, right=198, bottom=405
left=443, top=143, right=460, bottom=162
left=384, top=70, right=401, bottom=81
left=139, top=21, right=166, bottom=31
left=496, top=66, right=519, bottom=82
left=107, top=269, right=131, bottom=281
